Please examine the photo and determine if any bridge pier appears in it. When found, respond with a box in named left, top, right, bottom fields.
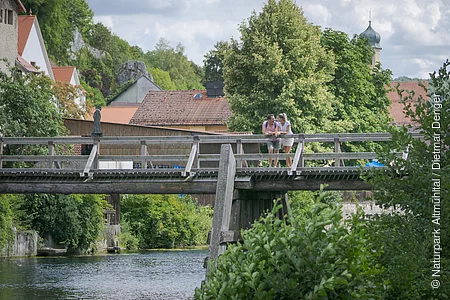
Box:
left=208, top=145, right=289, bottom=269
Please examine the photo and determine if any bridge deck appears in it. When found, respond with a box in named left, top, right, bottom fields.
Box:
left=0, top=133, right=412, bottom=194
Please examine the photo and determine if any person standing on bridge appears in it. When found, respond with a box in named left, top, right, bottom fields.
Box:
left=262, top=114, right=281, bottom=167
left=278, top=113, right=294, bottom=167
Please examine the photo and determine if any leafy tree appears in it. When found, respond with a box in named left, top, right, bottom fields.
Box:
left=145, top=38, right=204, bottom=90
left=149, top=67, right=176, bottom=90
left=19, top=194, right=107, bottom=253
left=393, top=75, right=428, bottom=82
left=0, top=195, right=18, bottom=254
left=203, top=41, right=229, bottom=83
left=52, top=80, right=92, bottom=119
left=223, top=0, right=337, bottom=133
left=196, top=191, right=385, bottom=299
left=122, top=194, right=212, bottom=249
left=363, top=60, right=450, bottom=298
left=0, top=70, right=65, bottom=137
left=321, top=29, right=393, bottom=135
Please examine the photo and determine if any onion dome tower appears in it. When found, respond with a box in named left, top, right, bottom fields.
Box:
left=360, top=20, right=382, bottom=68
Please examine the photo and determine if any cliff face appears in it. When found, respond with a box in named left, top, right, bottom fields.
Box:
left=69, top=27, right=104, bottom=60
left=117, top=60, right=153, bottom=86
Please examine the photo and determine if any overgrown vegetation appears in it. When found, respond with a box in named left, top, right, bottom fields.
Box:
left=19, top=194, right=108, bottom=253
left=121, top=195, right=213, bottom=249
left=196, top=190, right=385, bottom=299
left=363, top=60, right=450, bottom=298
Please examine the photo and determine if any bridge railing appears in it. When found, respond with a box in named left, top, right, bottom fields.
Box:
left=0, top=133, right=415, bottom=176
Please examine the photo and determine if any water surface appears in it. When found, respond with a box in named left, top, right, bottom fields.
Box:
left=0, top=250, right=207, bottom=300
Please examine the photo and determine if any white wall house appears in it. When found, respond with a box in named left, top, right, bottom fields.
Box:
left=18, top=15, right=54, bottom=79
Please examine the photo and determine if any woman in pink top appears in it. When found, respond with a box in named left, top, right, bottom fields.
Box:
left=262, top=114, right=281, bottom=167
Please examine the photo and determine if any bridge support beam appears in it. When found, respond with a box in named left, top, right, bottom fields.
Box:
left=208, top=144, right=290, bottom=271
left=209, top=144, right=236, bottom=262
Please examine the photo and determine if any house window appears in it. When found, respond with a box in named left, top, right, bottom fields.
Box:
left=7, top=10, right=13, bottom=25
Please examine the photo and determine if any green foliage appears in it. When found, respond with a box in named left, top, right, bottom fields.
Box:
left=367, top=214, right=448, bottom=299
left=393, top=76, right=428, bottom=82
left=362, top=60, right=450, bottom=298
left=149, top=67, right=176, bottom=90
left=203, top=41, right=229, bottom=82
left=321, top=29, right=392, bottom=136
left=0, top=195, right=16, bottom=252
left=145, top=38, right=204, bottom=90
left=0, top=70, right=65, bottom=137
left=196, top=191, right=385, bottom=299
left=81, top=79, right=106, bottom=107
left=224, top=0, right=337, bottom=133
left=118, top=220, right=139, bottom=251
left=19, top=194, right=107, bottom=253
left=122, top=194, right=212, bottom=249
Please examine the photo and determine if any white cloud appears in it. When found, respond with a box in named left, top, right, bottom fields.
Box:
left=87, top=0, right=450, bottom=79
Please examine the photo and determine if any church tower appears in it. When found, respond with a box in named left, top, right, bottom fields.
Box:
left=360, top=19, right=382, bottom=68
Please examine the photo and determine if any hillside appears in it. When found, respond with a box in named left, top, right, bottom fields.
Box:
left=20, top=0, right=204, bottom=106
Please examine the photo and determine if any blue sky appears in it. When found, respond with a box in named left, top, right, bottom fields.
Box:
left=86, top=0, right=449, bottom=79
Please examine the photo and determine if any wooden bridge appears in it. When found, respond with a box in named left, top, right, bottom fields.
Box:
left=0, top=132, right=414, bottom=261
left=0, top=133, right=407, bottom=194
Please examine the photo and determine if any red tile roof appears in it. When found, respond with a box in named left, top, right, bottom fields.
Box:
left=15, top=0, right=26, bottom=13
left=130, top=90, right=232, bottom=126
left=52, top=66, right=75, bottom=83
left=18, top=15, right=35, bottom=56
left=86, top=106, right=139, bottom=125
left=387, top=81, right=428, bottom=126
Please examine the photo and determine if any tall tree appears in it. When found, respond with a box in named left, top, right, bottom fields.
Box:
left=0, top=70, right=64, bottom=137
left=203, top=41, right=229, bottom=82
left=224, top=0, right=337, bottom=133
left=145, top=38, right=204, bottom=90
left=321, top=29, right=392, bottom=134
left=364, top=60, right=450, bottom=298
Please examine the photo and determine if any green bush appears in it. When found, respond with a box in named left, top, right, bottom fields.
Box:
left=195, top=191, right=385, bottom=299
left=19, top=194, right=107, bottom=253
left=122, top=194, right=213, bottom=249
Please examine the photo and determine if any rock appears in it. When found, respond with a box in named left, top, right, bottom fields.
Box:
left=116, top=60, right=153, bottom=86
left=69, top=27, right=104, bottom=60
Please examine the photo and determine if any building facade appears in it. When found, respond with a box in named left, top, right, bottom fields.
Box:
left=0, top=0, right=25, bottom=73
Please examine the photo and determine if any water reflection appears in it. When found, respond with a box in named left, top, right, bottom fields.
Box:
left=0, top=250, right=207, bottom=300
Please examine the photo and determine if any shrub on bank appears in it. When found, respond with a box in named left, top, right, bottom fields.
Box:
left=195, top=191, right=385, bottom=299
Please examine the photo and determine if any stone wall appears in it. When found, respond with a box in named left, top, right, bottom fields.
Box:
left=0, top=230, right=38, bottom=257
left=0, top=0, right=19, bottom=74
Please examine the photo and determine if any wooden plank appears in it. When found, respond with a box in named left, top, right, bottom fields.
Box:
left=334, top=138, right=341, bottom=167
left=48, top=141, right=55, bottom=169
left=290, top=138, right=304, bottom=174
left=209, top=144, right=236, bottom=262
left=82, top=144, right=98, bottom=177
left=1, top=155, right=89, bottom=161
left=140, top=141, right=147, bottom=169
left=183, top=143, right=198, bottom=176
left=0, top=181, right=218, bottom=194
left=252, top=179, right=373, bottom=191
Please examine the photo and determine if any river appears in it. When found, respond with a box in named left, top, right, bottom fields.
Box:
left=0, top=250, right=207, bottom=300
